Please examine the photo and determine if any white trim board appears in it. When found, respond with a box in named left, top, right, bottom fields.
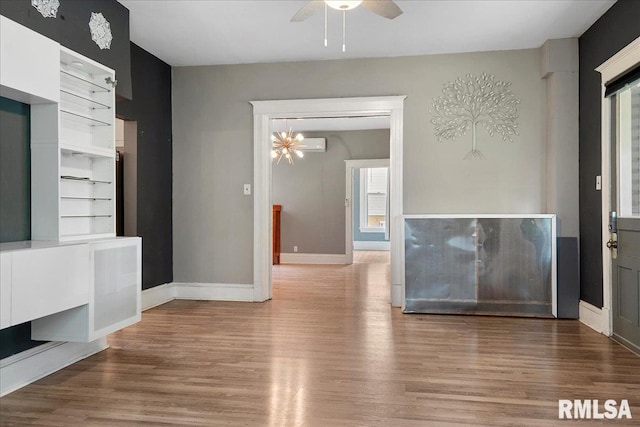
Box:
left=174, top=282, right=254, bottom=301
left=0, top=338, right=107, bottom=397
left=345, top=158, right=390, bottom=265
left=141, top=282, right=254, bottom=310
left=579, top=300, right=605, bottom=335
left=141, top=282, right=175, bottom=311
left=251, top=96, right=406, bottom=306
left=279, top=253, right=347, bottom=264
left=595, top=35, right=640, bottom=337
left=353, top=241, right=390, bottom=251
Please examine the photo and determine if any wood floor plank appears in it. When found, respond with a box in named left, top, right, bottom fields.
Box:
left=1, top=251, right=638, bottom=426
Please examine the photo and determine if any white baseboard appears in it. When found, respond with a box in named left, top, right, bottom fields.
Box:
left=0, top=338, right=107, bottom=397
left=579, top=300, right=605, bottom=334
left=173, top=282, right=254, bottom=302
left=280, top=253, right=347, bottom=264
left=141, top=282, right=175, bottom=311
left=391, top=283, right=403, bottom=307
left=142, top=282, right=254, bottom=309
left=353, top=241, right=390, bottom=251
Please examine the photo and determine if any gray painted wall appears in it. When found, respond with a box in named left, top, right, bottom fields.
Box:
left=172, top=48, right=546, bottom=285
left=273, top=130, right=389, bottom=255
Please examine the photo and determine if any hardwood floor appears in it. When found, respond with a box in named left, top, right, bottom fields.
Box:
left=1, top=251, right=639, bottom=426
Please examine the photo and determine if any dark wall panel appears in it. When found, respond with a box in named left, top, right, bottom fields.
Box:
left=578, top=0, right=640, bottom=308
left=0, top=97, right=30, bottom=243
left=0, top=98, right=41, bottom=359
left=117, top=43, right=173, bottom=289
left=0, top=0, right=132, bottom=99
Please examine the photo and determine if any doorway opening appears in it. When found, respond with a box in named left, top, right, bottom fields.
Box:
left=115, top=118, right=137, bottom=237
left=596, top=36, right=640, bottom=347
left=251, top=96, right=406, bottom=305
left=345, top=159, right=391, bottom=264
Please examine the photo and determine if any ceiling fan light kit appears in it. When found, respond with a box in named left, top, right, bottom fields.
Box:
left=325, top=0, right=363, bottom=11
left=292, top=0, right=402, bottom=52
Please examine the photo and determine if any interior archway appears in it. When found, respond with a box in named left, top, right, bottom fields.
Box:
left=251, top=96, right=406, bottom=305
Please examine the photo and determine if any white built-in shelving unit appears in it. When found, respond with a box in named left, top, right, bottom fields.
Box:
left=32, top=47, right=116, bottom=241
left=0, top=16, right=141, bottom=349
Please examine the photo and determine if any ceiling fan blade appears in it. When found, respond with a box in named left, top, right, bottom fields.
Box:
left=361, top=0, right=403, bottom=19
left=291, top=0, right=325, bottom=22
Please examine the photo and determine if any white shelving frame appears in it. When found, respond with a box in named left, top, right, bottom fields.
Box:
left=32, top=46, right=116, bottom=242
left=31, top=237, right=142, bottom=343
left=0, top=18, right=142, bottom=392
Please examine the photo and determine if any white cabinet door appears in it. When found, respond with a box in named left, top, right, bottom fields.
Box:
left=0, top=253, right=12, bottom=329
left=0, top=16, right=59, bottom=104
left=90, top=238, right=141, bottom=338
left=11, top=244, right=89, bottom=326
left=31, top=237, right=141, bottom=342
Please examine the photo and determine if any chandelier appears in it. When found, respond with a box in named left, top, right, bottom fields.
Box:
left=271, top=128, right=305, bottom=165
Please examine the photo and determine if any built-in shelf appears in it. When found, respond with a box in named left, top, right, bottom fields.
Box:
left=60, top=143, right=115, bottom=158
left=60, top=215, right=112, bottom=218
left=60, top=89, right=111, bottom=110
left=61, top=196, right=112, bottom=201
left=60, top=69, right=110, bottom=93
left=60, top=109, right=111, bottom=127
left=59, top=233, right=115, bottom=241
left=61, top=175, right=112, bottom=184
left=30, top=45, right=116, bottom=242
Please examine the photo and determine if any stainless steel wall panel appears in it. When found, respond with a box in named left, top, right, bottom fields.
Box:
left=404, top=216, right=554, bottom=316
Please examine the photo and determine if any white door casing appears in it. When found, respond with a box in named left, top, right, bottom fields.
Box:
left=345, top=158, right=390, bottom=265
left=251, top=96, right=406, bottom=305
left=595, top=36, right=640, bottom=336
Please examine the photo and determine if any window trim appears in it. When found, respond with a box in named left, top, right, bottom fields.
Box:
left=359, top=167, right=387, bottom=233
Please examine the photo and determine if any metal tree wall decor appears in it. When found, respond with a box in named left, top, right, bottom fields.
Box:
left=431, top=73, right=520, bottom=159
left=89, top=12, right=113, bottom=50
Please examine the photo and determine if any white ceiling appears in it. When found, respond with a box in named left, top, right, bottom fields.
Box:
left=119, top=0, right=615, bottom=67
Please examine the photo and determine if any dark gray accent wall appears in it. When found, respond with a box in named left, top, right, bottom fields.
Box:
left=557, top=237, right=580, bottom=319
left=0, top=97, right=30, bottom=243
left=117, top=43, right=173, bottom=290
left=0, top=97, right=43, bottom=359
left=0, top=0, right=132, bottom=99
left=578, top=0, right=640, bottom=308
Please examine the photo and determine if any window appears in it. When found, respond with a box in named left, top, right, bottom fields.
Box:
left=359, top=167, right=388, bottom=232
left=615, top=79, right=640, bottom=217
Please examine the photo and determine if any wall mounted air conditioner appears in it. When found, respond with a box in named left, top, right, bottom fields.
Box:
left=301, top=137, right=326, bottom=152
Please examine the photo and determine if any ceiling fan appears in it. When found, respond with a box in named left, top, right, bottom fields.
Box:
left=291, top=0, right=403, bottom=52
